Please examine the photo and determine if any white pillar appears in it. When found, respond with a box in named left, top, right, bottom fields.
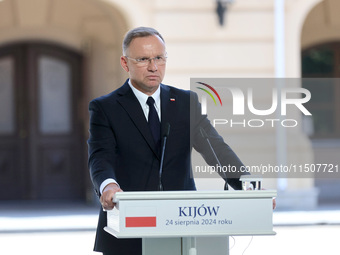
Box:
left=274, top=0, right=287, bottom=191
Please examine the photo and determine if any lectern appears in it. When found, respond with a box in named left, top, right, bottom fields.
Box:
left=105, top=190, right=276, bottom=255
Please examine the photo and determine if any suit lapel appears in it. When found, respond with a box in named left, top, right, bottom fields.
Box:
left=160, top=84, right=177, bottom=140
left=117, top=82, right=160, bottom=159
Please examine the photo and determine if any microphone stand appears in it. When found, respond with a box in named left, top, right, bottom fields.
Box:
left=159, top=123, right=170, bottom=191
left=200, top=127, right=229, bottom=190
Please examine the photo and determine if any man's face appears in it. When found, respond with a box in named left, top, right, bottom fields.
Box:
left=120, top=35, right=166, bottom=95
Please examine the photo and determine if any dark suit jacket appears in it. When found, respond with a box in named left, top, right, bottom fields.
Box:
left=88, top=80, right=246, bottom=255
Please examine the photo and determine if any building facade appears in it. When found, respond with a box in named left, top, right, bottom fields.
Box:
left=0, top=0, right=339, bottom=209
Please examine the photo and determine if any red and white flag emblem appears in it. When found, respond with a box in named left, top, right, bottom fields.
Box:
left=125, top=206, right=157, bottom=228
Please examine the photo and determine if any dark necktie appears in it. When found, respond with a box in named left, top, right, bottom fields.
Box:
left=146, top=96, right=161, bottom=149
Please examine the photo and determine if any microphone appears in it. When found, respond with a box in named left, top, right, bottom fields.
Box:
left=159, top=123, right=170, bottom=191
left=199, top=127, right=229, bottom=190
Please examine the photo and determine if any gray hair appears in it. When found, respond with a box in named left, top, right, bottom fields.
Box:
left=122, top=27, right=165, bottom=55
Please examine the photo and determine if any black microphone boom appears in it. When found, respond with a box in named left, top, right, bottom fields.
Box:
left=200, top=127, right=229, bottom=190
left=159, top=123, right=170, bottom=191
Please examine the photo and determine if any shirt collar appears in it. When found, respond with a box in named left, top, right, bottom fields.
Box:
left=128, top=79, right=161, bottom=108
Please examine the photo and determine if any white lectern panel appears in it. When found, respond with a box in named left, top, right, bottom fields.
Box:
left=105, top=190, right=276, bottom=238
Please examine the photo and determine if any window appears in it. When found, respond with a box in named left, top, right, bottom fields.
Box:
left=302, top=43, right=340, bottom=138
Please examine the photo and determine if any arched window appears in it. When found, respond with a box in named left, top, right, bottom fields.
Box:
left=302, top=42, right=340, bottom=138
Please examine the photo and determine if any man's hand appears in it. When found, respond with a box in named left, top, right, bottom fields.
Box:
left=100, top=183, right=123, bottom=210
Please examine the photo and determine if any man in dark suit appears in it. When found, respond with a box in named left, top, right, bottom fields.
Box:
left=88, top=27, right=247, bottom=255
